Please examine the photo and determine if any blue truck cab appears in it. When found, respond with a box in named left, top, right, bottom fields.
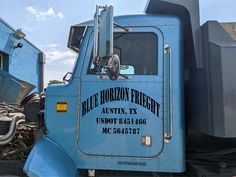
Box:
left=22, top=0, right=236, bottom=176
left=24, top=11, right=184, bottom=177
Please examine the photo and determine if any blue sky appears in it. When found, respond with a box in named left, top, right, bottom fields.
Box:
left=1, top=0, right=236, bottom=85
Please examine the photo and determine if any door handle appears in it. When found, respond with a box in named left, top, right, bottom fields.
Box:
left=164, top=45, right=173, bottom=142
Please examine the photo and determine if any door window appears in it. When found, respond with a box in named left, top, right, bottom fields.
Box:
left=89, top=32, right=158, bottom=75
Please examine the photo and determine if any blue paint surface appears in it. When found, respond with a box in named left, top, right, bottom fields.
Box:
left=24, top=137, right=79, bottom=177
left=25, top=14, right=185, bottom=175
left=0, top=19, right=42, bottom=92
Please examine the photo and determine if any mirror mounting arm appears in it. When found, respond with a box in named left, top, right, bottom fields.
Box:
left=93, top=6, right=99, bottom=59
left=114, top=23, right=129, bottom=32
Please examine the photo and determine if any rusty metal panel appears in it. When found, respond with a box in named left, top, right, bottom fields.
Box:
left=221, top=22, right=236, bottom=41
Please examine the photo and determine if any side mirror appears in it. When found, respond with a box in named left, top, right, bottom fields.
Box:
left=98, top=6, right=113, bottom=57
left=107, top=54, right=120, bottom=80
left=93, top=5, right=120, bottom=80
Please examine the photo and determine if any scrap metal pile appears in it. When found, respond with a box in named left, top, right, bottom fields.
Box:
left=0, top=104, right=36, bottom=160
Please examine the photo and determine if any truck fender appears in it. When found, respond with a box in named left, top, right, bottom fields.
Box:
left=24, top=137, right=79, bottom=177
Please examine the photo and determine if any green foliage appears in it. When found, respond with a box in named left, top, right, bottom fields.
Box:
left=48, top=80, right=64, bottom=85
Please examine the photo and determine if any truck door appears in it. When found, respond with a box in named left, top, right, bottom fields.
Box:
left=78, top=26, right=164, bottom=158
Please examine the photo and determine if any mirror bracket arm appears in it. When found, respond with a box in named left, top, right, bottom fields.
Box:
left=114, top=23, right=129, bottom=32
